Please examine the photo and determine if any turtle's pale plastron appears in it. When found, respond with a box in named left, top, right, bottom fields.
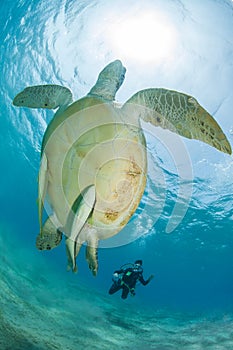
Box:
left=13, top=60, right=231, bottom=275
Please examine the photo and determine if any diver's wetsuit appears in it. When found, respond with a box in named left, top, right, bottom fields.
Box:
left=108, top=267, right=150, bottom=299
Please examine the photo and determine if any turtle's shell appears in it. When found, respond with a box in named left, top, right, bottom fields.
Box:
left=41, top=96, right=147, bottom=241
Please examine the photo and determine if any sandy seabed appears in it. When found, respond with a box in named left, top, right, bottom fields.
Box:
left=1, top=249, right=232, bottom=350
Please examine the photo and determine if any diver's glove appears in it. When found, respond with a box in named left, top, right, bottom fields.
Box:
left=112, top=272, right=119, bottom=283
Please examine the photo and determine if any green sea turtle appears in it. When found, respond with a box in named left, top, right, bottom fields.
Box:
left=13, top=60, right=232, bottom=276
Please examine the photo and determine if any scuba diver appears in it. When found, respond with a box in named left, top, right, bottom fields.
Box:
left=108, top=260, right=154, bottom=299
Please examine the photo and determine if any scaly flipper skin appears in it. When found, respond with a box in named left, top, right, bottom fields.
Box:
left=13, top=85, right=73, bottom=111
left=36, top=216, right=62, bottom=250
left=123, top=88, right=232, bottom=155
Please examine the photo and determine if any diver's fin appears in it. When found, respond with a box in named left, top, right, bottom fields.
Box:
left=36, top=215, right=62, bottom=251
left=38, top=153, right=48, bottom=234
left=86, top=235, right=99, bottom=276
left=65, top=185, right=96, bottom=273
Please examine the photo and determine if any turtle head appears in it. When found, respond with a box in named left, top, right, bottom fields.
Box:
left=88, top=59, right=126, bottom=101
left=98, top=59, right=126, bottom=91
left=13, top=85, right=73, bottom=110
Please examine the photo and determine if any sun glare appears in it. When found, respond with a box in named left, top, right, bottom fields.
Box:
left=110, top=13, right=177, bottom=64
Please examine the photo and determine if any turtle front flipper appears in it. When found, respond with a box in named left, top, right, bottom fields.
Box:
left=38, top=153, right=48, bottom=234
left=65, top=185, right=96, bottom=273
left=13, top=84, right=73, bottom=112
left=123, top=88, right=232, bottom=155
left=36, top=215, right=62, bottom=251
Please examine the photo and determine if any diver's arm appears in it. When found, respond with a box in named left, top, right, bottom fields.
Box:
left=139, top=274, right=154, bottom=286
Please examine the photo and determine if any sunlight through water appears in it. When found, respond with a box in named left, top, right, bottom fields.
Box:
left=109, top=12, right=178, bottom=64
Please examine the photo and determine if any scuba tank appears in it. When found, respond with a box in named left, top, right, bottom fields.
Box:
left=112, top=263, right=134, bottom=284
left=112, top=262, right=143, bottom=286
left=120, top=262, right=134, bottom=270
left=121, top=262, right=143, bottom=273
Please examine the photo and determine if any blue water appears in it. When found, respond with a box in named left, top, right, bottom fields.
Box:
left=1, top=0, right=233, bottom=349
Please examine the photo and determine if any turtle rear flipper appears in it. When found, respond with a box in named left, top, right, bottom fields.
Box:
left=36, top=215, right=62, bottom=251
left=65, top=185, right=96, bottom=273
left=65, top=240, right=81, bottom=273
left=86, top=236, right=99, bottom=276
